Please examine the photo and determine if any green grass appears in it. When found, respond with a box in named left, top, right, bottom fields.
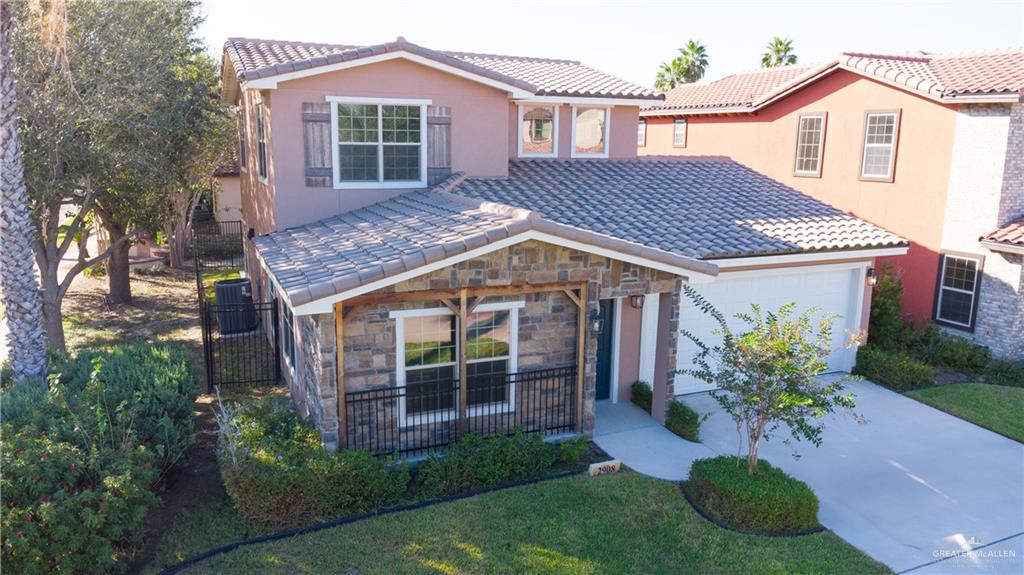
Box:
left=184, top=472, right=889, bottom=574
left=906, top=383, right=1024, bottom=443
left=201, top=268, right=242, bottom=302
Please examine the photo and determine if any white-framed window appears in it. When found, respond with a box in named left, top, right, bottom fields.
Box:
left=391, top=301, right=522, bottom=426
left=518, top=103, right=558, bottom=158
left=934, top=254, right=983, bottom=330
left=328, top=97, right=429, bottom=189
left=793, top=113, right=826, bottom=177
left=860, top=110, right=900, bottom=181
left=237, top=106, right=247, bottom=172
left=673, top=118, right=687, bottom=147
left=571, top=106, right=610, bottom=158
left=255, top=100, right=268, bottom=181
left=637, top=118, right=646, bottom=147
left=279, top=296, right=296, bottom=374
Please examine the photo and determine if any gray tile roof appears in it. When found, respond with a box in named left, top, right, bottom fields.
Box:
left=223, top=37, right=659, bottom=100
left=453, top=159, right=907, bottom=260
left=253, top=174, right=715, bottom=307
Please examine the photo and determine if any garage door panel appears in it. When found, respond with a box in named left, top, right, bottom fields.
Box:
left=675, top=266, right=862, bottom=395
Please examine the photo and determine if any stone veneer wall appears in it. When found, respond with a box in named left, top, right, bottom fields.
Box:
left=940, top=103, right=1023, bottom=358
left=300, top=240, right=683, bottom=451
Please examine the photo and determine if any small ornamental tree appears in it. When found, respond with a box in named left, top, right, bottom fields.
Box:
left=679, top=284, right=862, bottom=475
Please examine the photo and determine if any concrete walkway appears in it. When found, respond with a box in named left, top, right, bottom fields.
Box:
left=687, top=377, right=1024, bottom=574
left=593, top=401, right=715, bottom=481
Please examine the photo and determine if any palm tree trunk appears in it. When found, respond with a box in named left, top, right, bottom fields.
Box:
left=0, top=0, right=48, bottom=378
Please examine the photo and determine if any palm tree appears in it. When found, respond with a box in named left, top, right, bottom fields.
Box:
left=762, top=37, right=798, bottom=68
left=654, top=40, right=709, bottom=90
left=1, top=0, right=48, bottom=379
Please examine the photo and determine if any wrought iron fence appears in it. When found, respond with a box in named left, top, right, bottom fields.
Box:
left=192, top=220, right=244, bottom=270
left=344, top=365, right=578, bottom=457
left=201, top=300, right=281, bottom=388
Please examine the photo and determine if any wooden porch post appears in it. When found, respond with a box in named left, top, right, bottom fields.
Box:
left=457, top=288, right=469, bottom=434
left=575, top=281, right=588, bottom=433
left=334, top=302, right=347, bottom=449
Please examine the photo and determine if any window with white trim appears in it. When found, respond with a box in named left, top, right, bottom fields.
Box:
left=519, top=104, right=557, bottom=157
left=860, top=111, right=900, bottom=181
left=572, top=106, right=609, bottom=157
left=393, top=302, right=521, bottom=423
left=934, top=254, right=983, bottom=329
left=673, top=118, right=687, bottom=147
left=237, top=106, right=247, bottom=172
left=279, top=297, right=296, bottom=371
left=637, top=119, right=646, bottom=147
left=794, top=113, right=826, bottom=176
left=255, top=101, right=268, bottom=180
left=330, top=100, right=427, bottom=188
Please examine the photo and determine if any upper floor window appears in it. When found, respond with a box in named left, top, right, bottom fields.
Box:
left=637, top=119, right=646, bottom=147
left=329, top=98, right=428, bottom=189
left=255, top=101, right=268, bottom=181
left=572, top=106, right=609, bottom=158
left=934, top=253, right=983, bottom=330
left=518, top=104, right=557, bottom=157
left=794, top=113, right=826, bottom=177
left=237, top=107, right=248, bottom=172
left=860, top=110, right=900, bottom=182
left=673, top=118, right=687, bottom=147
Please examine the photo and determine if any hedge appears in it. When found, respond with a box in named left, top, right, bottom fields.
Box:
left=665, top=399, right=702, bottom=442
left=853, top=345, right=937, bottom=391
left=630, top=380, right=652, bottom=413
left=1, top=344, right=198, bottom=574
left=683, top=456, right=820, bottom=535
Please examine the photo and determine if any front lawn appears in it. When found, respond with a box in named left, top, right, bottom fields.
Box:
left=906, top=383, right=1024, bottom=442
left=185, top=471, right=889, bottom=575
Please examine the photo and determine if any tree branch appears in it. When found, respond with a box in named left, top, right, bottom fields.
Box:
left=58, top=231, right=134, bottom=298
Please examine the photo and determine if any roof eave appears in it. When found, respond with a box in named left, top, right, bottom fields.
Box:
left=980, top=239, right=1024, bottom=255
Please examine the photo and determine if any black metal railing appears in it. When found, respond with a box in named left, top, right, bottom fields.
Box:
left=192, top=220, right=244, bottom=271
left=200, top=300, right=281, bottom=388
left=345, top=365, right=578, bottom=457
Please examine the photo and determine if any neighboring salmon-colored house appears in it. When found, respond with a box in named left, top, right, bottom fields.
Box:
left=219, top=37, right=907, bottom=453
left=640, top=51, right=1024, bottom=357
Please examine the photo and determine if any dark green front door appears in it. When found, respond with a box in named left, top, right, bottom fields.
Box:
left=595, top=299, right=615, bottom=401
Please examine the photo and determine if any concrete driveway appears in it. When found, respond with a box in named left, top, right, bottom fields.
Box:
left=686, top=377, right=1024, bottom=574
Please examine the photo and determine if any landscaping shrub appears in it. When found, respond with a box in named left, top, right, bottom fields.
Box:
left=983, top=358, right=1024, bottom=387
left=415, top=430, right=576, bottom=498
left=665, top=399, right=702, bottom=442
left=630, top=380, right=652, bottom=413
left=0, top=344, right=198, bottom=574
left=903, top=324, right=990, bottom=373
left=217, top=398, right=409, bottom=529
left=867, top=265, right=912, bottom=352
left=854, top=345, right=937, bottom=390
left=683, top=456, right=820, bottom=534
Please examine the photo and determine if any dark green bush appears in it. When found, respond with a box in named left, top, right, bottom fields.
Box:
left=218, top=399, right=409, bottom=529
left=631, top=380, right=652, bottom=413
left=683, top=456, right=820, bottom=534
left=867, top=265, right=911, bottom=351
left=1, top=344, right=197, bottom=574
left=983, top=358, right=1024, bottom=387
left=665, top=399, right=702, bottom=442
left=415, top=430, right=564, bottom=498
left=854, top=345, right=937, bottom=390
left=904, top=324, right=990, bottom=373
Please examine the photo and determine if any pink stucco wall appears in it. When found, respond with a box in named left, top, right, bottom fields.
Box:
left=639, top=70, right=959, bottom=323
left=617, top=302, right=642, bottom=402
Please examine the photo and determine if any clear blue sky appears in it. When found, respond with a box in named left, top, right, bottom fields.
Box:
left=200, top=0, right=1023, bottom=86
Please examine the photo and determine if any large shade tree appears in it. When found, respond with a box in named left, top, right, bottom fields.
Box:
left=1, top=0, right=47, bottom=379
left=13, top=0, right=210, bottom=349
left=655, top=40, right=709, bottom=90
left=762, top=37, right=798, bottom=68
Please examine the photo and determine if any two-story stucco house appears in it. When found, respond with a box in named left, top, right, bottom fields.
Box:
left=219, top=37, right=906, bottom=453
left=639, top=50, right=1024, bottom=358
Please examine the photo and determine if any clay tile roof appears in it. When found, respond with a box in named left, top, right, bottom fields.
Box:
left=980, top=219, right=1024, bottom=249
left=648, top=64, right=822, bottom=112
left=213, top=158, right=240, bottom=177
left=452, top=159, right=905, bottom=260
left=223, top=37, right=659, bottom=100
left=842, top=49, right=1024, bottom=99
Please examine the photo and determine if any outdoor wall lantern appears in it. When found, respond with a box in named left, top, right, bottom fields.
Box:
left=629, top=294, right=645, bottom=309
left=589, top=309, right=604, bottom=334
left=866, top=267, right=878, bottom=287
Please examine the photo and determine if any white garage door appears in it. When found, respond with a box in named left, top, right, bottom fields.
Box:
left=675, top=264, right=866, bottom=395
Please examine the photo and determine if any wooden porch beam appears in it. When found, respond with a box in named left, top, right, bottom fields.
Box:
left=440, top=299, right=459, bottom=316
left=467, top=294, right=488, bottom=314
left=334, top=302, right=347, bottom=449
left=343, top=281, right=580, bottom=309
left=563, top=288, right=581, bottom=309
